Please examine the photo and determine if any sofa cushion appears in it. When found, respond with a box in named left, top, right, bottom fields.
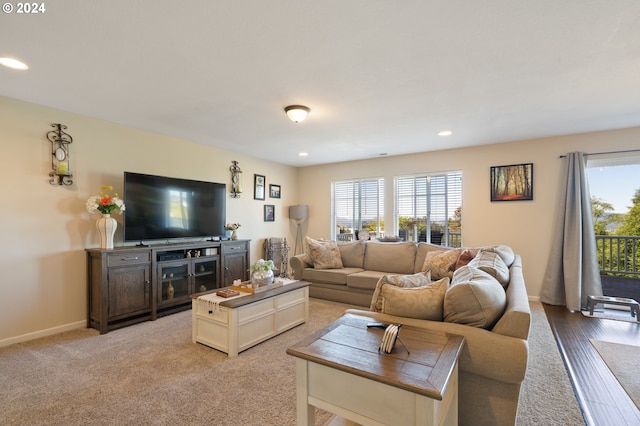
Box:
left=414, top=243, right=448, bottom=274
left=421, top=248, right=462, bottom=280
left=302, top=267, right=363, bottom=285
left=468, top=249, right=510, bottom=288
left=346, top=270, right=387, bottom=291
left=381, top=277, right=450, bottom=320
left=369, top=271, right=431, bottom=312
left=444, top=266, right=506, bottom=329
left=477, top=245, right=515, bottom=268
left=305, top=237, right=343, bottom=269
left=338, top=240, right=365, bottom=268
left=364, top=241, right=417, bottom=274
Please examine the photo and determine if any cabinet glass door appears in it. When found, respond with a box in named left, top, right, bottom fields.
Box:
left=158, top=263, right=189, bottom=305
left=192, top=257, right=220, bottom=294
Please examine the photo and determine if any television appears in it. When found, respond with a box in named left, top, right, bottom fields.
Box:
left=123, top=172, right=226, bottom=243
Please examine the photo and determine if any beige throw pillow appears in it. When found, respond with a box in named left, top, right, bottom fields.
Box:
left=421, top=249, right=462, bottom=280
left=369, top=271, right=431, bottom=312
left=468, top=250, right=510, bottom=288
left=305, top=237, right=343, bottom=269
left=444, top=266, right=506, bottom=329
left=337, top=240, right=365, bottom=268
left=381, top=277, right=450, bottom=320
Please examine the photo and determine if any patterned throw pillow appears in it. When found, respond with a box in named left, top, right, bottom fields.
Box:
left=455, top=248, right=478, bottom=270
left=369, top=271, right=431, bottom=312
left=421, top=249, right=462, bottom=280
left=305, top=237, right=343, bottom=269
left=381, top=277, right=450, bottom=320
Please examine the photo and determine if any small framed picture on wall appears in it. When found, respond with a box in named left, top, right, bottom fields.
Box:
left=269, top=184, right=281, bottom=199
left=264, top=204, right=275, bottom=222
left=254, top=174, right=265, bottom=200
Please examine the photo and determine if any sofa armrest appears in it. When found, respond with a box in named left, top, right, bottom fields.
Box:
left=290, top=254, right=310, bottom=280
left=345, top=308, right=529, bottom=385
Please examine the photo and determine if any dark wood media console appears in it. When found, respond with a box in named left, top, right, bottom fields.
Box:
left=86, top=240, right=250, bottom=334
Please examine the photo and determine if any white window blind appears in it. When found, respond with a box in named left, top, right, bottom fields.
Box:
left=395, top=171, right=462, bottom=247
left=332, top=178, right=384, bottom=239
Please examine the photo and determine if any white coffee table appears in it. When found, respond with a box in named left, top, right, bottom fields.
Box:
left=192, top=279, right=309, bottom=357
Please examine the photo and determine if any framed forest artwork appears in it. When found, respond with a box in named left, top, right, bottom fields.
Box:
left=490, top=163, right=533, bottom=201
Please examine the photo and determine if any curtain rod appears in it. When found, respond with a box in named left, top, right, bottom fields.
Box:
left=559, top=148, right=640, bottom=159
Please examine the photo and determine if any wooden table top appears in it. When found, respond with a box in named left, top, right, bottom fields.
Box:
left=193, top=280, right=310, bottom=309
left=286, top=313, right=465, bottom=400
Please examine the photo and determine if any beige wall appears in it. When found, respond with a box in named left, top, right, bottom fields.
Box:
left=0, top=96, right=299, bottom=344
left=297, top=127, right=640, bottom=300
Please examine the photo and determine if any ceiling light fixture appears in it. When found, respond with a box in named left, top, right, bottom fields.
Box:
left=0, top=57, right=28, bottom=70
left=285, top=105, right=310, bottom=123
left=438, top=130, right=452, bottom=136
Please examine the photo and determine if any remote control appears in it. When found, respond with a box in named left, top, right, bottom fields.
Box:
left=367, top=322, right=389, bottom=329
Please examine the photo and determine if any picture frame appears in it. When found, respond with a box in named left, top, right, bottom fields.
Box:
left=269, top=184, right=281, bottom=199
left=264, top=204, right=275, bottom=222
left=254, top=174, right=265, bottom=200
left=490, top=163, right=534, bottom=202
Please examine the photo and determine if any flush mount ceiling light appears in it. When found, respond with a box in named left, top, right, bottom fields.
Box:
left=0, top=57, right=28, bottom=70
left=285, top=105, right=310, bottom=123
left=438, top=130, right=452, bottom=136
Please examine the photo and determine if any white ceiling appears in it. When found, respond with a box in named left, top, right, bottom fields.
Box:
left=2, top=1, right=639, bottom=166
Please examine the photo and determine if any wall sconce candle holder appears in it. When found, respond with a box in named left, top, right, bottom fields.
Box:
left=47, top=123, right=73, bottom=186
left=229, top=160, right=242, bottom=198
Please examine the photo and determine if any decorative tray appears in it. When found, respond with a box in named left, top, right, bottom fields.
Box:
left=232, top=280, right=284, bottom=294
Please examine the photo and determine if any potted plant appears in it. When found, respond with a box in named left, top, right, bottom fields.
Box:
left=249, top=258, right=276, bottom=287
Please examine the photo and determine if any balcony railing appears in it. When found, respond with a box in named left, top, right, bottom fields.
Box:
left=595, top=235, right=640, bottom=276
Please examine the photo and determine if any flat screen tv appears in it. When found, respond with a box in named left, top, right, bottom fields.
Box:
left=123, top=172, right=226, bottom=243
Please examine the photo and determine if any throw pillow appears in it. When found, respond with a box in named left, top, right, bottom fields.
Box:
left=467, top=250, right=510, bottom=288
left=369, top=271, right=431, bottom=312
left=444, top=266, right=506, bottom=329
left=381, top=277, right=450, bottom=320
left=477, top=245, right=515, bottom=268
left=455, top=248, right=478, bottom=270
left=421, top=248, right=462, bottom=280
left=305, top=237, right=343, bottom=269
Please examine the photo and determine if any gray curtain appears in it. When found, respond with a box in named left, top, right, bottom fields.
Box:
left=541, top=152, right=602, bottom=311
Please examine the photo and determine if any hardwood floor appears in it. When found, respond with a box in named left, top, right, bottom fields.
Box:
left=543, top=304, right=640, bottom=425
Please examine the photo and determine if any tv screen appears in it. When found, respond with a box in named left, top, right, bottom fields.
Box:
left=123, top=172, right=226, bottom=243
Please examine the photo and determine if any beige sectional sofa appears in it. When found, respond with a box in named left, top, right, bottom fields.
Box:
left=290, top=239, right=531, bottom=425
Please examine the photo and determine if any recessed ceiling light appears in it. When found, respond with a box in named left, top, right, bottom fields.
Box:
left=298, top=152, right=309, bottom=157
left=438, top=130, right=452, bottom=137
left=0, top=57, right=28, bottom=70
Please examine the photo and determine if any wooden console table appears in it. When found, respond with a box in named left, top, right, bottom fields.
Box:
left=287, top=314, right=465, bottom=426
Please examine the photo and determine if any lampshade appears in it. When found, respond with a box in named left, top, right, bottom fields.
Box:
left=289, top=205, right=309, bottom=221
left=284, top=105, right=310, bottom=123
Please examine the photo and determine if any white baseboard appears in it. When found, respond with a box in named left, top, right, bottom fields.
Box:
left=0, top=320, right=86, bottom=348
left=528, top=295, right=541, bottom=303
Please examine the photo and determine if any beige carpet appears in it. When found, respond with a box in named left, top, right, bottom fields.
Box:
left=0, top=299, right=583, bottom=425
left=590, top=339, right=640, bottom=410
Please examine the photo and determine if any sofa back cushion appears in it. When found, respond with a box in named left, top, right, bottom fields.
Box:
left=338, top=240, right=366, bottom=268
left=444, top=265, right=506, bottom=329
left=414, top=243, right=448, bottom=273
left=305, top=237, right=343, bottom=269
left=364, top=241, right=417, bottom=274
left=468, top=249, right=510, bottom=288
left=381, top=277, right=449, bottom=320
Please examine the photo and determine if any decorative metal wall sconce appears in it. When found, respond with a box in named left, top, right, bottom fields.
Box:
left=229, top=160, right=242, bottom=198
left=47, top=123, right=73, bottom=186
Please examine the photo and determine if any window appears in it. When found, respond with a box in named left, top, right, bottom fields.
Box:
left=332, top=178, right=384, bottom=240
left=395, top=171, right=462, bottom=247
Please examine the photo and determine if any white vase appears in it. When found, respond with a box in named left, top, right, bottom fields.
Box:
left=96, top=214, right=117, bottom=249
left=231, top=230, right=238, bottom=240
left=251, top=269, right=274, bottom=288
